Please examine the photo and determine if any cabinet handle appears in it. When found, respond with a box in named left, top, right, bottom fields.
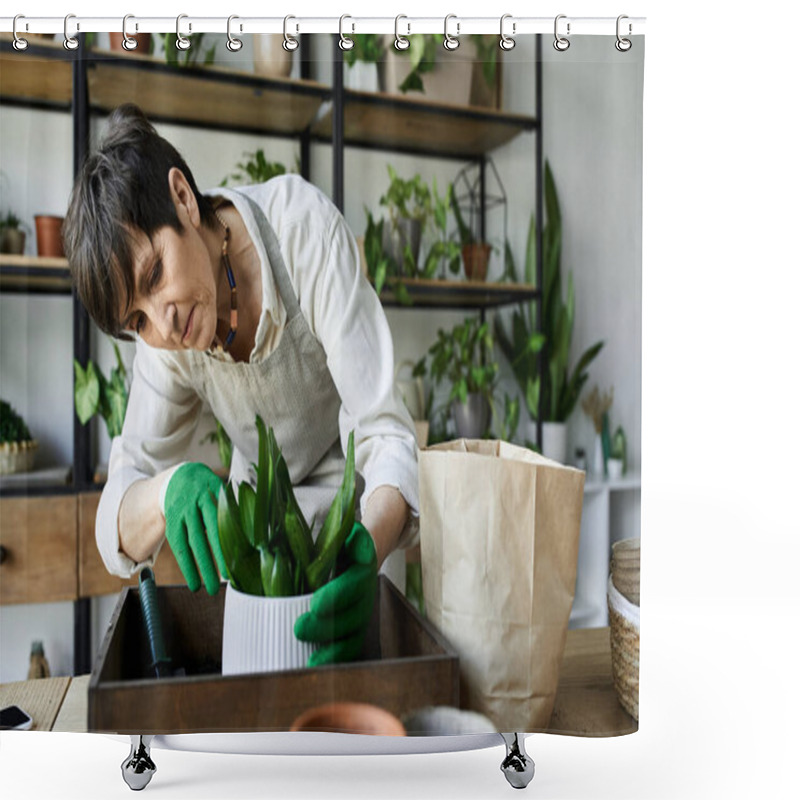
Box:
left=0, top=545, right=7, bottom=564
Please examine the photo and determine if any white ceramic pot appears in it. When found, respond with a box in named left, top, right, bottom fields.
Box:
left=345, top=60, right=379, bottom=93
left=607, top=458, right=624, bottom=480
left=221, top=585, right=315, bottom=675
left=252, top=34, right=294, bottom=78
left=541, top=422, right=568, bottom=464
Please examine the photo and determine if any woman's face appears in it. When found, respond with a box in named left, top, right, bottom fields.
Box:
left=119, top=168, right=221, bottom=351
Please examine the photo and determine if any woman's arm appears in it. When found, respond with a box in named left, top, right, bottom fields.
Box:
left=360, top=485, right=411, bottom=569
left=95, top=340, right=202, bottom=578
left=117, top=472, right=171, bottom=563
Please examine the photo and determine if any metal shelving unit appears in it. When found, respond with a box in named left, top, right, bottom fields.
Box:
left=0, top=32, right=545, bottom=674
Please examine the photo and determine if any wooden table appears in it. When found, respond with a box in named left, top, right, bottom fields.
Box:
left=0, top=627, right=636, bottom=736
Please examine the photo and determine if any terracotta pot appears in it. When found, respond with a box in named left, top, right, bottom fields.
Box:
left=462, top=242, right=491, bottom=281
left=291, top=702, right=406, bottom=736
left=34, top=216, right=65, bottom=258
left=108, top=32, right=152, bottom=54
left=0, top=228, right=26, bottom=255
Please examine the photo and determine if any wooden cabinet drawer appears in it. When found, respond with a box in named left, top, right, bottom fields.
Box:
left=0, top=494, right=78, bottom=604
left=78, top=491, right=185, bottom=597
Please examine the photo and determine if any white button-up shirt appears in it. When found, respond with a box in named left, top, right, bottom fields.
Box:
left=96, top=176, right=420, bottom=578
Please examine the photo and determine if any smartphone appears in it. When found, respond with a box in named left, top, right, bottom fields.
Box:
left=0, top=704, right=33, bottom=730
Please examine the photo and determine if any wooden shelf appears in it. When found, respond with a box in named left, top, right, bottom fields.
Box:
left=0, top=254, right=72, bottom=294
left=311, top=88, right=537, bottom=159
left=0, top=37, right=73, bottom=110
left=87, top=51, right=330, bottom=136
left=1, top=37, right=329, bottom=137
left=2, top=37, right=535, bottom=156
left=377, top=276, right=538, bottom=309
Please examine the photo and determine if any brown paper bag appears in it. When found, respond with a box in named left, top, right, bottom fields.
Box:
left=419, top=439, right=584, bottom=731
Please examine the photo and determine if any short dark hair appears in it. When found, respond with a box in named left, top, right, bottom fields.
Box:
left=64, top=103, right=216, bottom=339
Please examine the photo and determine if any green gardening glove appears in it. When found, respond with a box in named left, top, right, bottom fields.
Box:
left=162, top=463, right=229, bottom=595
left=294, top=522, right=378, bottom=667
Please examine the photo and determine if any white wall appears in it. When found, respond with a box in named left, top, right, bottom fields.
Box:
left=0, top=36, right=642, bottom=681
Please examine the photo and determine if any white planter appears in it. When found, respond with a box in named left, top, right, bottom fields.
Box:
left=252, top=34, right=294, bottom=78
left=345, top=60, right=379, bottom=93
left=222, top=585, right=315, bottom=675
left=541, top=422, right=568, bottom=464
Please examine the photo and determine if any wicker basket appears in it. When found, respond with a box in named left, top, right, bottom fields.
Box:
left=0, top=439, right=38, bottom=475
left=607, top=575, right=639, bottom=721
left=611, top=537, right=640, bottom=605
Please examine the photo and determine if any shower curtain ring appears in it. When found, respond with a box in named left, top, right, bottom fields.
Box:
left=63, top=14, right=79, bottom=51
left=339, top=15, right=355, bottom=51
left=12, top=15, right=28, bottom=51
left=615, top=15, right=632, bottom=52
left=443, top=14, right=460, bottom=51
left=553, top=14, right=570, bottom=51
left=226, top=16, right=243, bottom=52
left=283, top=15, right=299, bottom=52
left=122, top=15, right=138, bottom=51
left=394, top=15, right=410, bottom=51
left=175, top=14, right=191, bottom=51
left=499, top=14, right=516, bottom=51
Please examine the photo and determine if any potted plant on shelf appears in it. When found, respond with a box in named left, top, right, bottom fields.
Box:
left=220, top=150, right=293, bottom=187
left=421, top=180, right=462, bottom=280
left=218, top=415, right=357, bottom=675
left=379, top=165, right=433, bottom=276
left=495, top=161, right=604, bottom=463
left=153, top=32, right=217, bottom=68
left=33, top=214, right=65, bottom=258
left=341, top=34, right=385, bottom=92
left=581, top=385, right=614, bottom=478
left=451, top=189, right=492, bottom=282
left=415, top=316, right=498, bottom=439
left=251, top=34, right=294, bottom=78
left=108, top=31, right=152, bottom=54
left=73, top=341, right=130, bottom=440
left=0, top=400, right=38, bottom=476
left=344, top=34, right=493, bottom=108
left=0, top=212, right=27, bottom=255
left=362, top=207, right=411, bottom=306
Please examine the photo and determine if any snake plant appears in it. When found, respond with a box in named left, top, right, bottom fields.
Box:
left=218, top=415, right=356, bottom=597
left=495, top=161, right=604, bottom=423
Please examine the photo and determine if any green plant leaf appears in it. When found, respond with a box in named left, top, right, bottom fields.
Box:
left=218, top=483, right=262, bottom=595
left=526, top=376, right=540, bottom=420
left=253, top=415, right=270, bottom=549
left=259, top=547, right=275, bottom=596
left=238, top=482, right=257, bottom=547
left=524, top=214, right=537, bottom=286
left=393, top=279, right=413, bottom=307
left=306, top=431, right=356, bottom=591
left=73, top=360, right=100, bottom=425
left=375, top=259, right=387, bottom=296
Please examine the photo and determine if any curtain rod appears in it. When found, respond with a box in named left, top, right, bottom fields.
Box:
left=1, top=16, right=646, bottom=37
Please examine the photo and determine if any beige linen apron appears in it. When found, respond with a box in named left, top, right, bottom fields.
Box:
left=183, top=190, right=360, bottom=537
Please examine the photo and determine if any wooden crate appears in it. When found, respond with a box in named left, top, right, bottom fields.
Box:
left=88, top=576, right=459, bottom=734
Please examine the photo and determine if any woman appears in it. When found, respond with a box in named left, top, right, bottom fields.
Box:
left=64, top=104, right=419, bottom=665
